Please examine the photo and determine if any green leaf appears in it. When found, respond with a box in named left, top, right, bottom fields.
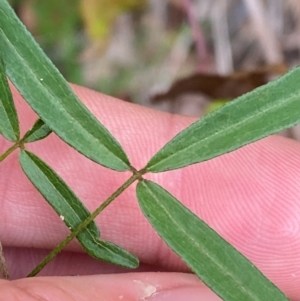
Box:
left=0, top=57, right=19, bottom=142
left=136, top=180, right=290, bottom=301
left=146, top=67, right=300, bottom=172
left=79, top=234, right=139, bottom=268
left=0, top=1, right=130, bottom=171
left=23, top=119, right=52, bottom=143
left=19, top=150, right=138, bottom=268
left=19, top=150, right=100, bottom=238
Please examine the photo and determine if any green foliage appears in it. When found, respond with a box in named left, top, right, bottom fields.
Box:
left=146, top=70, right=300, bottom=172
left=31, top=0, right=83, bottom=85
left=79, top=237, right=138, bottom=269
left=0, top=1, right=297, bottom=300
left=136, top=180, right=288, bottom=301
left=32, top=0, right=80, bottom=42
left=19, top=150, right=101, bottom=238
left=22, top=119, right=52, bottom=143
left=19, top=150, right=138, bottom=268
left=0, top=1, right=130, bottom=171
left=0, top=58, right=19, bottom=142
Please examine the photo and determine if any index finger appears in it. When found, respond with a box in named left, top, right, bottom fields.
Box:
left=1, top=84, right=300, bottom=299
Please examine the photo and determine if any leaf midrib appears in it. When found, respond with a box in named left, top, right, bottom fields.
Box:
left=0, top=27, right=125, bottom=166
left=144, top=182, right=265, bottom=301
left=149, top=89, right=299, bottom=169
left=25, top=153, right=99, bottom=238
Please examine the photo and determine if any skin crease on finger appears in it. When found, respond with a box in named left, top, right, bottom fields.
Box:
left=0, top=84, right=300, bottom=300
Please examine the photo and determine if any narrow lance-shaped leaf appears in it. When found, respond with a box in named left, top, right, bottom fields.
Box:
left=19, top=150, right=100, bottom=238
left=19, top=150, right=138, bottom=268
left=79, top=234, right=138, bottom=269
left=146, top=67, right=300, bottom=172
left=0, top=1, right=130, bottom=171
left=0, top=57, right=19, bottom=142
left=23, top=119, right=52, bottom=143
left=136, top=180, right=290, bottom=301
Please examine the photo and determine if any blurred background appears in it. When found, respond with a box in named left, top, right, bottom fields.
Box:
left=8, top=0, right=300, bottom=127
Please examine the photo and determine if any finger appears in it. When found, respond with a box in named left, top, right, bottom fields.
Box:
left=1, top=85, right=300, bottom=298
left=0, top=84, right=194, bottom=253
left=3, top=247, right=167, bottom=279
left=1, top=272, right=222, bottom=301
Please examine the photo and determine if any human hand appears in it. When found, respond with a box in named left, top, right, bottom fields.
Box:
left=0, top=85, right=299, bottom=300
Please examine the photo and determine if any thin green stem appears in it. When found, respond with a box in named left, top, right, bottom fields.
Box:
left=0, top=120, right=48, bottom=162
left=0, top=142, right=19, bottom=162
left=27, top=172, right=142, bottom=277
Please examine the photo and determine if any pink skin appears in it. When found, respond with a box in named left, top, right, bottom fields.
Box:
left=0, top=84, right=300, bottom=300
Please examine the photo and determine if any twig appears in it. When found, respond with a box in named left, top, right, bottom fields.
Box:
left=0, top=240, right=9, bottom=279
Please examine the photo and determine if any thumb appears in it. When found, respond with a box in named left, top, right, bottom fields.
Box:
left=1, top=272, right=222, bottom=301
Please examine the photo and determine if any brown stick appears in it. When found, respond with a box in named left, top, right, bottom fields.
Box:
left=0, top=240, right=9, bottom=279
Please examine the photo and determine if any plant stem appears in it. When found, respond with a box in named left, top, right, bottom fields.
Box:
left=0, top=239, right=9, bottom=279
left=0, top=120, right=51, bottom=162
left=0, top=142, right=19, bottom=162
left=27, top=172, right=142, bottom=277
